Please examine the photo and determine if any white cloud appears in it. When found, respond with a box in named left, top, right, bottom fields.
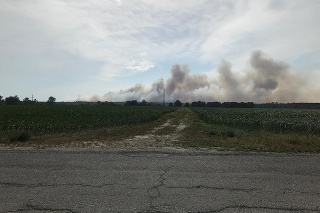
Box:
left=0, top=0, right=319, bottom=101
left=199, top=0, right=320, bottom=67
left=126, top=60, right=154, bottom=72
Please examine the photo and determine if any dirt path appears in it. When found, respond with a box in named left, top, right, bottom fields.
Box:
left=71, top=110, right=188, bottom=149
left=67, top=108, right=193, bottom=149
left=117, top=119, right=187, bottom=148
left=0, top=108, right=198, bottom=150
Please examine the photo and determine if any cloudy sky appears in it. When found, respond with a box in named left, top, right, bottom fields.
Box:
left=1, top=0, right=320, bottom=102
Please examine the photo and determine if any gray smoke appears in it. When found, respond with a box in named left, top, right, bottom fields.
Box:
left=166, top=65, right=187, bottom=95
left=152, top=78, right=165, bottom=94
left=215, top=60, right=245, bottom=101
left=121, top=84, right=144, bottom=94
left=217, top=60, right=239, bottom=89
left=103, top=50, right=318, bottom=103
left=166, top=64, right=210, bottom=96
left=246, top=50, right=305, bottom=102
left=250, top=50, right=288, bottom=90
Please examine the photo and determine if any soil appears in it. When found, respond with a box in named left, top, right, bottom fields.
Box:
left=68, top=118, right=188, bottom=149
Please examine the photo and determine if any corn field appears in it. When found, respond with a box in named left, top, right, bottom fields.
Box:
left=192, top=108, right=320, bottom=134
left=0, top=105, right=174, bottom=135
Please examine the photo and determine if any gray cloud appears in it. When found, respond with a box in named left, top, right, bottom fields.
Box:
left=103, top=50, right=319, bottom=103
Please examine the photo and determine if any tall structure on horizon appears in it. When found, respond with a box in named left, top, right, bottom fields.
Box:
left=163, top=89, right=166, bottom=106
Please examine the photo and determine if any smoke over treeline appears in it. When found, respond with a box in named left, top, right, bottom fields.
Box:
left=103, top=50, right=319, bottom=103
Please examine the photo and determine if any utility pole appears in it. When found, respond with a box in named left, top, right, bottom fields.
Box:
left=163, top=89, right=165, bottom=106
left=31, top=94, right=34, bottom=102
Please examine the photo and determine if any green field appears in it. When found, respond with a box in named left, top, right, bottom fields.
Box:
left=0, top=105, right=175, bottom=142
left=1, top=105, right=320, bottom=152
left=192, top=108, right=320, bottom=134
left=174, top=107, right=320, bottom=152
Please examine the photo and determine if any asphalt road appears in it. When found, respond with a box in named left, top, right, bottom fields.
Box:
left=0, top=150, right=319, bottom=213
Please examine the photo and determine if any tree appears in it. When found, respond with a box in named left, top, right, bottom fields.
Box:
left=23, top=97, right=30, bottom=104
left=47, top=96, right=56, bottom=104
left=5, top=95, right=20, bottom=105
left=184, top=102, right=190, bottom=107
left=174, top=100, right=182, bottom=107
left=140, top=99, right=147, bottom=106
left=191, top=101, right=206, bottom=107
left=0, top=95, right=3, bottom=103
left=124, top=100, right=138, bottom=106
left=207, top=102, right=222, bottom=108
left=168, top=102, right=173, bottom=107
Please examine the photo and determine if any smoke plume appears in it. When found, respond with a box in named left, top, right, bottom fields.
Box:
left=103, top=50, right=319, bottom=103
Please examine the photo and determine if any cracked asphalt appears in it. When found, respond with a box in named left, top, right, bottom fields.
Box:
left=0, top=150, right=320, bottom=213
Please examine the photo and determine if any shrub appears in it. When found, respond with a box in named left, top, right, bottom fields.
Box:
left=209, top=131, right=216, bottom=136
left=221, top=130, right=235, bottom=138
left=8, top=131, right=31, bottom=142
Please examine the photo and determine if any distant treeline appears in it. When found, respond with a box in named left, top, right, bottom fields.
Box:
left=1, top=94, right=320, bottom=109
left=168, top=101, right=320, bottom=109
left=189, top=101, right=255, bottom=108
left=174, top=101, right=255, bottom=108
left=124, top=100, right=152, bottom=106
left=256, top=102, right=320, bottom=109
left=121, top=100, right=256, bottom=108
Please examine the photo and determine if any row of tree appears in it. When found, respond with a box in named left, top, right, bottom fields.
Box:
left=124, top=100, right=151, bottom=106
left=120, top=99, right=256, bottom=108
left=3, top=96, right=317, bottom=109
left=0, top=95, right=56, bottom=105
left=256, top=102, right=320, bottom=109
left=167, top=100, right=255, bottom=108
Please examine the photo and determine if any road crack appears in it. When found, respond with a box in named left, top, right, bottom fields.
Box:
left=146, top=166, right=172, bottom=212
left=200, top=205, right=320, bottom=213
left=5, top=204, right=79, bottom=213
left=283, top=188, right=320, bottom=197
left=0, top=182, right=116, bottom=189
left=166, top=185, right=257, bottom=193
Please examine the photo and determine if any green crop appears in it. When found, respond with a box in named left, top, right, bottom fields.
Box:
left=0, top=105, right=175, bottom=136
left=192, top=108, right=320, bottom=134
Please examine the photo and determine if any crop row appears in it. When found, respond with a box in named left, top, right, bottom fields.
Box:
left=0, top=105, right=175, bottom=135
left=192, top=108, right=320, bottom=134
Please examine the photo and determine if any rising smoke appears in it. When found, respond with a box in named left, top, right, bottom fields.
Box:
left=103, top=50, right=318, bottom=103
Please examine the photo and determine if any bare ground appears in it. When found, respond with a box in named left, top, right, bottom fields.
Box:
left=67, top=119, right=187, bottom=149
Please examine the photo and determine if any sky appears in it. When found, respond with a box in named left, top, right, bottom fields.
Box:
left=1, top=0, right=320, bottom=103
